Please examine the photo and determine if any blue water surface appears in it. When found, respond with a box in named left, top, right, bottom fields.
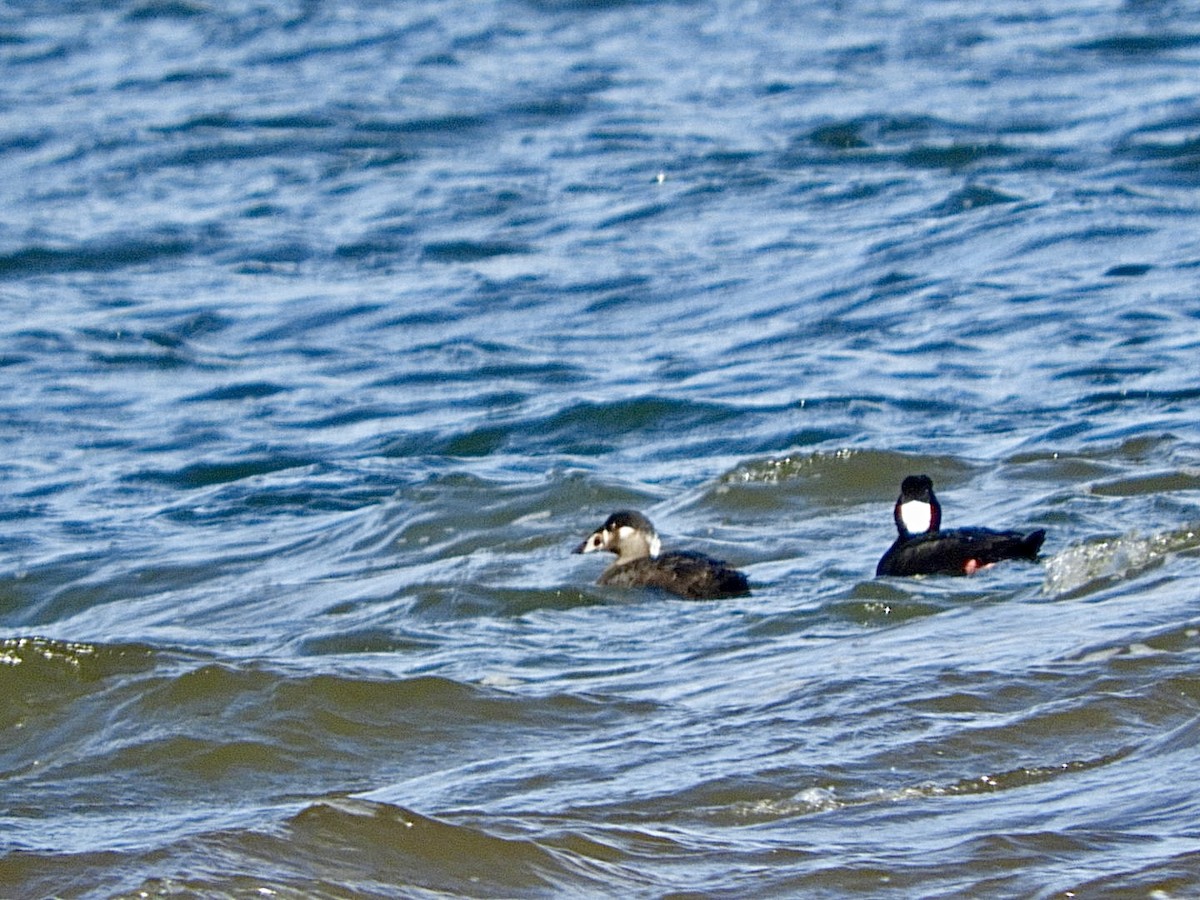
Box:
left=2, top=1, right=1200, bottom=896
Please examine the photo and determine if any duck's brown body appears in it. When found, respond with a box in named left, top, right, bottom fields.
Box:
left=576, top=511, right=749, bottom=599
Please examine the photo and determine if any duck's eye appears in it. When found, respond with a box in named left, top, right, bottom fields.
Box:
left=588, top=533, right=605, bottom=550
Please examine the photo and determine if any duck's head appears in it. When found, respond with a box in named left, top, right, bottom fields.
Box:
left=894, top=474, right=941, bottom=537
left=574, top=510, right=662, bottom=564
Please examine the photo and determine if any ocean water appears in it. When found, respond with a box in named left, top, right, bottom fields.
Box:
left=2, top=0, right=1200, bottom=896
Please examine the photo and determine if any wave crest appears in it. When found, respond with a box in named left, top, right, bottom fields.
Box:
left=1042, top=525, right=1200, bottom=596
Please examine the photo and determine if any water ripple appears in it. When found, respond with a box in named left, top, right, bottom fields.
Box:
left=2, top=0, right=1200, bottom=895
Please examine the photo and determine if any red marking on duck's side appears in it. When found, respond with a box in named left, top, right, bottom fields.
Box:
left=963, top=559, right=996, bottom=576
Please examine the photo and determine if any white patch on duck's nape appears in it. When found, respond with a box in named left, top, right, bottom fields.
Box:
left=615, top=524, right=660, bottom=560
left=899, top=499, right=933, bottom=534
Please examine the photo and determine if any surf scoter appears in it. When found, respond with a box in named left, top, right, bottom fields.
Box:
left=876, top=475, right=1045, bottom=577
left=574, top=510, right=750, bottom=599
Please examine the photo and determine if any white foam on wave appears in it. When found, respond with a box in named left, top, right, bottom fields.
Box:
left=1042, top=525, right=1200, bottom=596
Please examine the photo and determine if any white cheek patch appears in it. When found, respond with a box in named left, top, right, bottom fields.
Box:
left=615, top=524, right=660, bottom=558
left=900, top=500, right=933, bottom=534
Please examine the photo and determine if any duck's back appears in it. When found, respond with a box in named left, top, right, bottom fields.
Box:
left=600, top=551, right=749, bottom=599
left=876, top=527, right=1045, bottom=577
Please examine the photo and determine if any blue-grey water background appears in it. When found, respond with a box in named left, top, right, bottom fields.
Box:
left=3, top=0, right=1200, bottom=896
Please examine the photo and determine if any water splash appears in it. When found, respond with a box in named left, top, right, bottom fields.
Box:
left=1042, top=526, right=1200, bottom=597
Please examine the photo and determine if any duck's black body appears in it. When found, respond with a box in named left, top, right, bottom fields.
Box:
left=876, top=526, right=1045, bottom=577
left=876, top=475, right=1045, bottom=577
left=575, top=510, right=749, bottom=599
